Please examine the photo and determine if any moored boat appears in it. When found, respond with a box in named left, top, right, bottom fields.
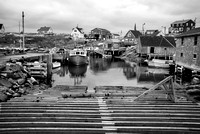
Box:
left=146, top=59, right=173, bottom=68
left=52, top=61, right=61, bottom=69
left=68, top=48, right=88, bottom=65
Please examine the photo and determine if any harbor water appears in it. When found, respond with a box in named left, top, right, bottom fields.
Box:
left=52, top=57, right=170, bottom=89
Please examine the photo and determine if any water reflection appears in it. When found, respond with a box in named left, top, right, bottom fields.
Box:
left=52, top=57, right=169, bottom=88
left=123, top=63, right=137, bottom=79
left=68, top=65, right=87, bottom=85
left=54, top=65, right=68, bottom=77
left=89, top=57, right=112, bottom=73
left=137, top=66, right=169, bottom=83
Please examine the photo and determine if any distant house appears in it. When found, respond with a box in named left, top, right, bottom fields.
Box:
left=175, top=27, right=200, bottom=70
left=123, top=29, right=142, bottom=46
left=37, top=26, right=53, bottom=35
left=71, top=26, right=85, bottom=39
left=169, top=19, right=196, bottom=35
left=90, top=28, right=111, bottom=40
left=145, top=30, right=161, bottom=36
left=0, top=24, right=5, bottom=34
left=138, top=36, right=176, bottom=59
left=112, top=33, right=120, bottom=39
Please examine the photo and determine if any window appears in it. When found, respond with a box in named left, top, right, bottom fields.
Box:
left=181, top=37, right=184, bottom=45
left=194, top=36, right=198, bottom=45
left=180, top=53, right=183, bottom=57
left=193, top=54, right=197, bottom=59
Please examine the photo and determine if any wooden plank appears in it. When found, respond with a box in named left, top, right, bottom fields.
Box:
left=133, top=76, right=175, bottom=101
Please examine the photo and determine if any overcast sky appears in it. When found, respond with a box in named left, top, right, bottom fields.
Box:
left=1, top=0, right=200, bottom=34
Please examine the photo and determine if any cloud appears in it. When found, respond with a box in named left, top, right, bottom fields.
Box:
left=1, top=0, right=200, bottom=34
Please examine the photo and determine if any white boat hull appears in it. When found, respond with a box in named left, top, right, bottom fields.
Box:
left=147, top=59, right=172, bottom=68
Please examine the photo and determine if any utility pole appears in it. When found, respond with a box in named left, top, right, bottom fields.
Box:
left=19, top=21, right=22, bottom=49
left=22, top=11, right=25, bottom=51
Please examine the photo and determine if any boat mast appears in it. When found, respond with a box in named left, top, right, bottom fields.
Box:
left=22, top=11, right=25, bottom=51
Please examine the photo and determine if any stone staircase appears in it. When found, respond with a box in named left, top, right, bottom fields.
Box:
left=1, top=85, right=200, bottom=133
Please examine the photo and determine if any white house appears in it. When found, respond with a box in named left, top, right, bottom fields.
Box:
left=71, top=26, right=85, bottom=40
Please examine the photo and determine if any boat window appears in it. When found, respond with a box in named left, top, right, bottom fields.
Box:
left=76, top=52, right=80, bottom=55
left=81, top=52, right=84, bottom=54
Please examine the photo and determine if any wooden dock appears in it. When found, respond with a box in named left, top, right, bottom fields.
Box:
left=1, top=77, right=200, bottom=133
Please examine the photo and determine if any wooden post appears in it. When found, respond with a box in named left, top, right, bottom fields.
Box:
left=133, top=76, right=176, bottom=102
left=47, top=54, right=52, bottom=85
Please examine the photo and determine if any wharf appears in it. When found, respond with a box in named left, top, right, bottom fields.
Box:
left=1, top=80, right=200, bottom=133
left=0, top=53, right=48, bottom=65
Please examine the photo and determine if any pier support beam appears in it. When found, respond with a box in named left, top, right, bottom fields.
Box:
left=47, top=54, right=52, bottom=85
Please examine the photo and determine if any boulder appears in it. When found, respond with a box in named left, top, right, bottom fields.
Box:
left=0, top=92, right=8, bottom=102
left=17, top=78, right=26, bottom=85
left=0, top=78, right=12, bottom=88
left=13, top=92, right=21, bottom=97
left=18, top=88, right=26, bottom=94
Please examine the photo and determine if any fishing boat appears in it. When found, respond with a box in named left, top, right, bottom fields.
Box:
left=68, top=48, right=88, bottom=65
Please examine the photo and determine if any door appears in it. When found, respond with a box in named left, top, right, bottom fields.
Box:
left=150, top=47, right=154, bottom=53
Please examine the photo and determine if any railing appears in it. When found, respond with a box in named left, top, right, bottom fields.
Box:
left=133, top=76, right=176, bottom=102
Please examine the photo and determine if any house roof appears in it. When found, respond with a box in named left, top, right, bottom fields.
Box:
left=91, top=28, right=110, bottom=33
left=130, top=30, right=142, bottom=38
left=145, top=30, right=160, bottom=36
left=127, top=30, right=142, bottom=38
left=74, top=27, right=84, bottom=34
left=176, top=27, right=200, bottom=37
left=0, top=24, right=3, bottom=29
left=140, top=36, right=176, bottom=47
left=37, top=26, right=51, bottom=32
left=112, top=33, right=120, bottom=36
left=171, top=19, right=193, bottom=24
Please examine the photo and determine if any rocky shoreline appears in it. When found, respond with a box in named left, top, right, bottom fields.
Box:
left=0, top=60, right=49, bottom=102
